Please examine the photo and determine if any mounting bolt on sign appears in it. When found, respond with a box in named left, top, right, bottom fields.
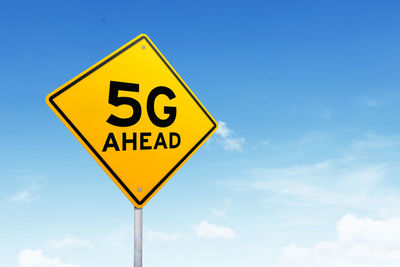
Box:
left=45, top=34, right=218, bottom=267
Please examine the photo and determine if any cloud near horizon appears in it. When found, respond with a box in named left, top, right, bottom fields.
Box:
left=191, top=220, right=237, bottom=239
left=282, top=214, right=400, bottom=267
left=148, top=230, right=182, bottom=241
left=46, top=236, right=93, bottom=250
left=18, top=249, right=80, bottom=267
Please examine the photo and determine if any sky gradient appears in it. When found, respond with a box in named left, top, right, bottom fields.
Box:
left=1, top=1, right=400, bottom=266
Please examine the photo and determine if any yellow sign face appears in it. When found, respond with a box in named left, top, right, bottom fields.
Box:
left=46, top=34, right=218, bottom=208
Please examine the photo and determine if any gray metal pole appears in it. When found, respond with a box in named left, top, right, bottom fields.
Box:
left=134, top=207, right=143, bottom=267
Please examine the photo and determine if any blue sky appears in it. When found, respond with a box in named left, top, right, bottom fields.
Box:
left=1, top=1, right=400, bottom=266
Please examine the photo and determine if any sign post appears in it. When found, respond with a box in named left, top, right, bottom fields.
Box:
left=46, top=34, right=218, bottom=266
left=134, top=207, right=142, bottom=267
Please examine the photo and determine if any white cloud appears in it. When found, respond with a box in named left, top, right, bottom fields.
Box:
left=211, top=208, right=227, bottom=217
left=8, top=190, right=39, bottom=202
left=47, top=236, right=93, bottom=250
left=105, top=223, right=133, bottom=248
left=215, top=121, right=244, bottom=152
left=7, top=179, right=41, bottom=203
left=222, top=156, right=400, bottom=214
left=191, top=220, right=237, bottom=239
left=262, top=139, right=271, bottom=147
left=219, top=131, right=400, bottom=216
left=361, top=98, right=379, bottom=107
left=282, top=214, right=400, bottom=267
left=223, top=198, right=232, bottom=206
left=148, top=230, right=182, bottom=241
left=352, top=132, right=400, bottom=149
left=18, top=249, right=80, bottom=267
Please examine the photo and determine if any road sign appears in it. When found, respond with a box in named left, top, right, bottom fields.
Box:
left=46, top=34, right=218, bottom=208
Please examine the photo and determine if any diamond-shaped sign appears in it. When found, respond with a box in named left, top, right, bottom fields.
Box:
left=46, top=34, right=218, bottom=208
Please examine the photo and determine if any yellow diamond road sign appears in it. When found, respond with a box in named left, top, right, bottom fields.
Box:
left=46, top=34, right=218, bottom=208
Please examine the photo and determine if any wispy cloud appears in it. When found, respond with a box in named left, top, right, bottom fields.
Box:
left=221, top=155, right=400, bottom=216
left=148, top=230, right=182, bottom=241
left=221, top=130, right=400, bottom=215
left=281, top=214, right=400, bottom=267
left=361, top=98, right=380, bottom=107
left=352, top=132, right=400, bottom=150
left=18, top=249, right=80, bottom=267
left=191, top=220, right=237, bottom=239
left=46, top=236, right=93, bottom=250
left=262, top=139, right=271, bottom=147
left=7, top=183, right=41, bottom=203
left=7, top=190, right=39, bottom=202
left=223, top=198, right=232, bottom=206
left=211, top=198, right=232, bottom=217
left=5, top=172, right=43, bottom=203
left=211, top=208, right=227, bottom=217
left=214, top=121, right=245, bottom=152
left=147, top=220, right=237, bottom=241
left=104, top=223, right=133, bottom=248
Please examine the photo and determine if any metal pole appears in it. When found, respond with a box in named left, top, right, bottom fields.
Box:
left=134, top=207, right=143, bottom=267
